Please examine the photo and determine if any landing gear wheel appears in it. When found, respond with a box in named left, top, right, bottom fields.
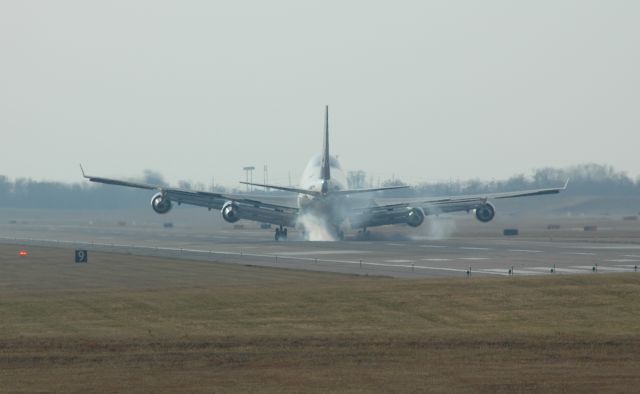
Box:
left=356, top=229, right=371, bottom=241
left=275, top=226, right=287, bottom=241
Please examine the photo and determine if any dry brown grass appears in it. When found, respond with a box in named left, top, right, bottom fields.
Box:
left=1, top=245, right=640, bottom=393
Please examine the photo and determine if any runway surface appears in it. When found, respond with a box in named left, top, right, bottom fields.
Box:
left=2, top=218, right=639, bottom=278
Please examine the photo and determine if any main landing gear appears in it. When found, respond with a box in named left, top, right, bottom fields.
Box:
left=275, top=226, right=288, bottom=241
left=356, top=227, right=371, bottom=241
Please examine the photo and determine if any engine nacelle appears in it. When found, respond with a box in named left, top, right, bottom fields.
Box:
left=221, top=201, right=240, bottom=223
left=475, top=202, right=495, bottom=223
left=151, top=192, right=172, bottom=214
left=406, top=207, right=425, bottom=227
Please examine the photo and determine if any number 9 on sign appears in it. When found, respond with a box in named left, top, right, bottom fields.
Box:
left=75, top=250, right=88, bottom=263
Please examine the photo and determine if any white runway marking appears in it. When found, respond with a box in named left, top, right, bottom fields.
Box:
left=615, top=265, right=640, bottom=269
left=479, top=268, right=539, bottom=276
left=415, top=265, right=489, bottom=274
left=606, top=259, right=640, bottom=263
left=420, top=245, right=447, bottom=248
left=385, top=259, right=415, bottom=263
left=474, top=269, right=510, bottom=276
left=273, top=250, right=370, bottom=256
left=508, top=249, right=543, bottom=253
left=594, top=266, right=631, bottom=272
left=565, top=252, right=596, bottom=256
left=571, top=265, right=629, bottom=272
left=460, top=247, right=490, bottom=251
left=623, top=255, right=640, bottom=258
left=575, top=245, right=640, bottom=250
left=527, top=266, right=586, bottom=274
left=386, top=243, right=404, bottom=247
left=422, top=258, right=452, bottom=262
left=571, top=265, right=600, bottom=269
left=458, top=257, right=489, bottom=261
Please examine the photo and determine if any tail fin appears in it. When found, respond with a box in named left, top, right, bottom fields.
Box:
left=321, top=105, right=331, bottom=181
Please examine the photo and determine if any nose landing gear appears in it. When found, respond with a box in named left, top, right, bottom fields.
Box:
left=275, top=226, right=288, bottom=241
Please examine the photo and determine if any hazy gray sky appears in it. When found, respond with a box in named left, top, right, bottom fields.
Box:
left=1, top=1, right=639, bottom=187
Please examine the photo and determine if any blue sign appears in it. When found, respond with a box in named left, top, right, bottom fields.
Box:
left=75, top=250, right=88, bottom=263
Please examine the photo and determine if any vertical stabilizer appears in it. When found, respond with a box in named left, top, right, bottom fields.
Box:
left=321, top=105, right=331, bottom=182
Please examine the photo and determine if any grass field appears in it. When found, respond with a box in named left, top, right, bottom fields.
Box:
left=1, top=245, right=639, bottom=393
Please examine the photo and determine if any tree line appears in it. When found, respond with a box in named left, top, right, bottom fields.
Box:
left=0, top=163, right=638, bottom=209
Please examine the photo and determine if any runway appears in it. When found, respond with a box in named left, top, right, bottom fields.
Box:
left=2, top=221, right=639, bottom=278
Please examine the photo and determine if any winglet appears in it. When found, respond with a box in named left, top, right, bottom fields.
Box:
left=563, top=178, right=570, bottom=189
left=79, top=164, right=87, bottom=178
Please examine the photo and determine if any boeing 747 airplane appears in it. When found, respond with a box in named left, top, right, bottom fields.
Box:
left=82, top=107, right=566, bottom=241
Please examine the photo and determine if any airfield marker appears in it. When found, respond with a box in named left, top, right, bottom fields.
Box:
left=19, top=250, right=28, bottom=257
left=75, top=250, right=88, bottom=263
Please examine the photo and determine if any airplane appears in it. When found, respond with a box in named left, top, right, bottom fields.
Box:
left=81, top=106, right=567, bottom=241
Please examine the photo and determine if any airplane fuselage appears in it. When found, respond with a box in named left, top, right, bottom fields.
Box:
left=297, top=154, right=349, bottom=226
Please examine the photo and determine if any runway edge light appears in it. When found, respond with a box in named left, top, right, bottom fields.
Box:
left=19, top=250, right=28, bottom=257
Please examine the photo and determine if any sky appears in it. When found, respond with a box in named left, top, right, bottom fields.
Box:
left=1, top=1, right=639, bottom=188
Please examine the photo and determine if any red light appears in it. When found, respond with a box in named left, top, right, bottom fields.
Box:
left=19, top=250, right=28, bottom=256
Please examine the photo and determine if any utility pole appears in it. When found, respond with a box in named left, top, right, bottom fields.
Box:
left=243, top=166, right=255, bottom=193
left=264, top=165, right=269, bottom=191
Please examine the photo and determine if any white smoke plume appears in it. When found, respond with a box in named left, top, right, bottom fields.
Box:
left=296, top=212, right=337, bottom=241
left=425, top=216, right=456, bottom=240
left=410, top=213, right=457, bottom=241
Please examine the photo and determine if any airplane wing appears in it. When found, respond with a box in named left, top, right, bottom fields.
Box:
left=81, top=167, right=298, bottom=227
left=348, top=182, right=568, bottom=229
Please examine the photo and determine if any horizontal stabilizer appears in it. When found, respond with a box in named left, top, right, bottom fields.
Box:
left=240, top=182, right=321, bottom=197
left=331, top=185, right=411, bottom=195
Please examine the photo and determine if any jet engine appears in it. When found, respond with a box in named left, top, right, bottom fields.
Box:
left=475, top=202, right=495, bottom=223
left=221, top=201, right=240, bottom=223
left=406, top=207, right=425, bottom=227
left=151, top=192, right=172, bottom=214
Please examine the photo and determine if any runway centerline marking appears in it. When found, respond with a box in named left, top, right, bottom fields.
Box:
left=460, top=247, right=490, bottom=251
left=422, top=258, right=452, bottom=262
left=420, top=245, right=447, bottom=248
left=565, top=252, right=596, bottom=256
left=508, top=249, right=543, bottom=253
left=458, top=257, right=489, bottom=261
